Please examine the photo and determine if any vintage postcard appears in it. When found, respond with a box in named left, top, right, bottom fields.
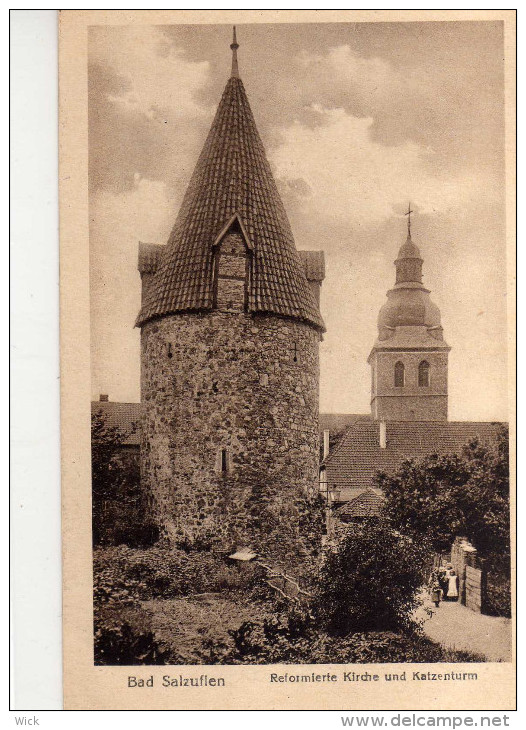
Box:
left=60, top=9, right=516, bottom=710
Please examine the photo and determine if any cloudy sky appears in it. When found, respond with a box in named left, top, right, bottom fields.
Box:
left=89, top=21, right=508, bottom=421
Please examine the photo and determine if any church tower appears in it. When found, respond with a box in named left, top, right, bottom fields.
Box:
left=368, top=209, right=450, bottom=422
left=136, top=30, right=325, bottom=550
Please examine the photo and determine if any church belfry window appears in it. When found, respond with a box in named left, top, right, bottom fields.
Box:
left=418, top=360, right=430, bottom=387
left=394, top=361, right=405, bottom=387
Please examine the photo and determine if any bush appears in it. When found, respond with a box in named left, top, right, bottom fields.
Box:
left=94, top=621, right=173, bottom=665
left=312, top=521, right=430, bottom=636
left=209, top=613, right=484, bottom=664
left=485, top=575, right=512, bottom=618
left=93, top=545, right=263, bottom=602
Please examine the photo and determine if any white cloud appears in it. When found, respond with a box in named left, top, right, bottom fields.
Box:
left=270, top=105, right=494, bottom=228
left=90, top=26, right=213, bottom=121
left=90, top=176, right=174, bottom=402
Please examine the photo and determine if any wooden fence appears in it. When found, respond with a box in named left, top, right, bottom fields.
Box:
left=450, top=536, right=487, bottom=613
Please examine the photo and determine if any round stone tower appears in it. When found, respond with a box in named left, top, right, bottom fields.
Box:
left=136, top=30, right=325, bottom=550
left=368, top=212, right=450, bottom=422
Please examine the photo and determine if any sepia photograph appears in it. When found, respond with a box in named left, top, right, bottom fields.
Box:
left=59, top=9, right=516, bottom=710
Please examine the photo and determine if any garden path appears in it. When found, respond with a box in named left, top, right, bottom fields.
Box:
left=416, top=592, right=512, bottom=662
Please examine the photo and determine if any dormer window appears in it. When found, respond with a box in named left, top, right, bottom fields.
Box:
left=418, top=360, right=430, bottom=387
left=394, top=361, right=405, bottom=387
left=212, top=218, right=251, bottom=313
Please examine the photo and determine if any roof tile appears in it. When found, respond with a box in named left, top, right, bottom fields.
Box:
left=136, top=77, right=324, bottom=331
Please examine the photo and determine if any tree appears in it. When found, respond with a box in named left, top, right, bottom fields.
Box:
left=378, top=427, right=510, bottom=572
left=312, top=520, right=430, bottom=636
left=91, top=410, right=155, bottom=546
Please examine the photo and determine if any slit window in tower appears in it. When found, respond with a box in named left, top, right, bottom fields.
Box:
left=167, top=342, right=173, bottom=359
left=418, top=360, right=430, bottom=387
left=292, top=342, right=298, bottom=363
left=394, top=361, right=405, bottom=388
left=221, top=449, right=228, bottom=473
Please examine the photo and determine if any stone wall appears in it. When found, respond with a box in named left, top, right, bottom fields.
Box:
left=450, top=536, right=487, bottom=613
left=140, top=310, right=321, bottom=557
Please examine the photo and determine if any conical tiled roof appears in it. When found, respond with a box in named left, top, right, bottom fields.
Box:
left=136, top=64, right=324, bottom=330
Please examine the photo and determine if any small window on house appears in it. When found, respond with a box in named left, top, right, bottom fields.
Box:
left=394, top=361, right=405, bottom=387
left=418, top=360, right=430, bottom=387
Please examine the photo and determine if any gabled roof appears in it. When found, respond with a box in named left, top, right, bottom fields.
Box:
left=335, top=488, right=385, bottom=519
left=319, top=413, right=371, bottom=434
left=136, top=68, right=324, bottom=331
left=91, top=401, right=142, bottom=446
left=324, top=420, right=505, bottom=493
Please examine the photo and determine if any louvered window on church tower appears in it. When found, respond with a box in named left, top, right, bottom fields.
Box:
left=394, top=361, right=405, bottom=387
left=419, top=360, right=430, bottom=387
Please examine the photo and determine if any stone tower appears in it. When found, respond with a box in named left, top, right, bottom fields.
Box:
left=136, top=30, right=325, bottom=550
left=368, top=213, right=450, bottom=422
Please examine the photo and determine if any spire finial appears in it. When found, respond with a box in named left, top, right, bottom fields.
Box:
left=230, top=25, right=239, bottom=78
left=404, top=202, right=414, bottom=237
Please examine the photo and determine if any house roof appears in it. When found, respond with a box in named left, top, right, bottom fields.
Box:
left=91, top=401, right=142, bottom=446
left=335, top=488, right=385, bottom=519
left=319, top=413, right=371, bottom=434
left=136, top=54, right=324, bottom=331
left=324, top=420, right=504, bottom=493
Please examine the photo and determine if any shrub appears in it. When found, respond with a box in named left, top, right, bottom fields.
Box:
left=93, top=545, right=263, bottom=602
left=485, top=575, right=512, bottom=618
left=94, top=621, right=173, bottom=665
left=312, top=521, right=430, bottom=636
left=210, top=613, right=484, bottom=664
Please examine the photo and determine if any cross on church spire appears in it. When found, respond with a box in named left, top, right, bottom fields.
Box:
left=405, top=203, right=414, bottom=237
left=230, top=26, right=240, bottom=78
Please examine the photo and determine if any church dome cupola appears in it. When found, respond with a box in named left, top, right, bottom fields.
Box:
left=377, top=206, right=443, bottom=337
left=395, top=234, right=423, bottom=285
left=368, top=207, right=450, bottom=423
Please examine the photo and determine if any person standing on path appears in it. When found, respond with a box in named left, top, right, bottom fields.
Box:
left=446, top=569, right=459, bottom=601
left=430, top=574, right=442, bottom=608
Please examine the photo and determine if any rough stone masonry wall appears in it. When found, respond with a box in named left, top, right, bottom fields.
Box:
left=451, top=536, right=487, bottom=612
left=140, top=311, right=321, bottom=555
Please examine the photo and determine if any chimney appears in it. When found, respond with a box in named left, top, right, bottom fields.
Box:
left=319, top=466, right=327, bottom=491
left=379, top=421, right=387, bottom=449
left=99, top=394, right=109, bottom=402
left=323, top=429, right=330, bottom=460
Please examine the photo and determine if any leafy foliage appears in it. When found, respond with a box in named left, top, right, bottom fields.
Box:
left=94, top=545, right=263, bottom=602
left=91, top=410, right=158, bottom=547
left=378, top=426, right=510, bottom=571
left=485, top=574, right=512, bottom=618
left=208, top=611, right=483, bottom=664
left=312, top=521, right=430, bottom=636
left=94, top=622, right=173, bottom=665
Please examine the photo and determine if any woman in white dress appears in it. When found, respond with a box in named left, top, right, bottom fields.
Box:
left=446, top=569, right=459, bottom=601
